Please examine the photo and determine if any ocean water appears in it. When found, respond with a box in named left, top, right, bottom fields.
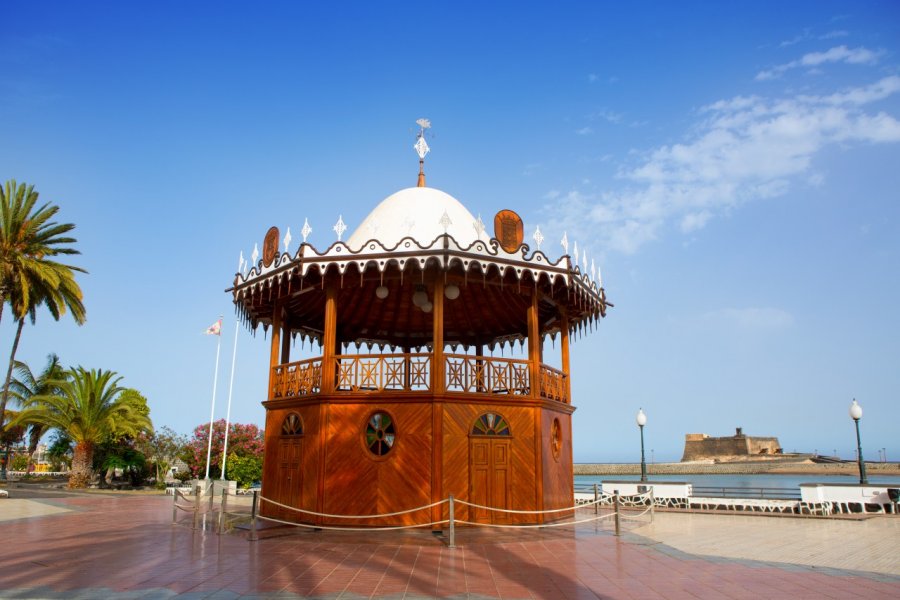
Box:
left=575, top=472, right=900, bottom=491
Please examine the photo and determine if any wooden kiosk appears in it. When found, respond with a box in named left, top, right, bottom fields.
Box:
left=230, top=134, right=608, bottom=527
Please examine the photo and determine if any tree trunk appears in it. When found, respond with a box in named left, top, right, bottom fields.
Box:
left=0, top=318, right=25, bottom=432
left=70, top=441, right=94, bottom=488
left=26, top=424, right=44, bottom=473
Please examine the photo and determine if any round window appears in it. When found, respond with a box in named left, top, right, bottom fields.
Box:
left=365, top=411, right=396, bottom=456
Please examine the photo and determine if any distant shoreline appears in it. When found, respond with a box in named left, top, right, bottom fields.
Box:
left=574, top=461, right=900, bottom=476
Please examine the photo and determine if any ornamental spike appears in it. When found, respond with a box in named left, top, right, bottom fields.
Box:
left=532, top=226, right=544, bottom=251
left=333, top=215, right=347, bottom=242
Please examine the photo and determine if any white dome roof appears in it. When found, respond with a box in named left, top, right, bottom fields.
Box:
left=347, top=187, right=488, bottom=251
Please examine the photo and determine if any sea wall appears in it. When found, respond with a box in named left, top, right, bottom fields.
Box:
left=574, top=461, right=900, bottom=476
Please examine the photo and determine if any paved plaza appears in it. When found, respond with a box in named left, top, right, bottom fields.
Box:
left=0, top=491, right=898, bottom=599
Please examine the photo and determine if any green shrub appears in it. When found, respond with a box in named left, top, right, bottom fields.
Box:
left=11, top=455, right=29, bottom=471
left=224, top=453, right=262, bottom=489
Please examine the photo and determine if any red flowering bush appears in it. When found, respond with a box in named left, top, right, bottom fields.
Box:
left=182, top=419, right=264, bottom=479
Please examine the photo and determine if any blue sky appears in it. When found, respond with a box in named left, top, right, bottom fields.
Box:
left=2, top=1, right=898, bottom=462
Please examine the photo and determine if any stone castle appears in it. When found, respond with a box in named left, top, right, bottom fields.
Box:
left=681, top=427, right=782, bottom=462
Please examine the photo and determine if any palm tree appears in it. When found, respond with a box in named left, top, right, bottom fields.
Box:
left=9, top=367, right=153, bottom=488
left=8, top=354, right=66, bottom=472
left=0, top=180, right=86, bottom=433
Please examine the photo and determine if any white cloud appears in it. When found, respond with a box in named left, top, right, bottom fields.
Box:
left=820, top=30, right=848, bottom=40
left=575, top=126, right=593, bottom=136
left=780, top=29, right=812, bottom=47
left=544, top=76, right=900, bottom=255
left=588, top=73, right=598, bottom=83
left=756, top=45, right=881, bottom=80
left=680, top=211, right=712, bottom=233
left=590, top=109, right=624, bottom=124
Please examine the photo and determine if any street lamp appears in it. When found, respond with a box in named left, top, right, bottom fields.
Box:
left=636, top=408, right=648, bottom=482
left=849, top=399, right=868, bottom=485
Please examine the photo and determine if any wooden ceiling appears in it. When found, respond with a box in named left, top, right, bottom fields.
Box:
left=235, top=260, right=606, bottom=349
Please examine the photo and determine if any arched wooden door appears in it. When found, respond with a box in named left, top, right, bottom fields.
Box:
left=469, top=413, right=511, bottom=524
left=275, top=413, right=304, bottom=520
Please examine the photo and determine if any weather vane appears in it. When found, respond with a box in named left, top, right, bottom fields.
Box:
left=415, top=118, right=431, bottom=187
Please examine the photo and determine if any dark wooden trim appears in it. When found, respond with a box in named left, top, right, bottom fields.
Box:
left=262, top=393, right=577, bottom=414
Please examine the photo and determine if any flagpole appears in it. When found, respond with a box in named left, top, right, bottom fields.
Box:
left=220, top=319, right=240, bottom=480
left=204, top=317, right=223, bottom=481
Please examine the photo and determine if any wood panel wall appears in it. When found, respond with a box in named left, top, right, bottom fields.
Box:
left=322, top=402, right=433, bottom=526
left=541, top=409, right=575, bottom=521
left=261, top=396, right=573, bottom=527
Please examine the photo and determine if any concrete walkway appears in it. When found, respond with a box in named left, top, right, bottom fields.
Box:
left=632, top=511, right=900, bottom=577
left=0, top=493, right=897, bottom=599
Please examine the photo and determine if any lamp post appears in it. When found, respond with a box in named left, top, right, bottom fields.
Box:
left=849, top=399, right=868, bottom=485
left=636, top=408, right=648, bottom=482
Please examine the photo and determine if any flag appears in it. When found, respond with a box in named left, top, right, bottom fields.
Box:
left=204, top=318, right=222, bottom=336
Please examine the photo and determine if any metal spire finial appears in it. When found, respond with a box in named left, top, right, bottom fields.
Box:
left=439, top=210, right=452, bottom=233
left=251, top=243, right=259, bottom=266
left=283, top=227, right=292, bottom=253
left=301, top=218, right=312, bottom=243
left=333, top=215, right=347, bottom=242
left=415, top=118, right=431, bottom=187
left=561, top=231, right=569, bottom=255
left=532, top=226, right=544, bottom=251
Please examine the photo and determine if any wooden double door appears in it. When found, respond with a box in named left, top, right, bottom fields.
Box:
left=469, top=438, right=511, bottom=524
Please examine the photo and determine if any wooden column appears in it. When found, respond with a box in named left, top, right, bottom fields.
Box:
left=528, top=290, right=545, bottom=519
left=475, top=343, right=484, bottom=393
left=560, top=311, right=571, bottom=403
left=432, top=280, right=445, bottom=394
left=321, top=285, right=338, bottom=394
left=431, top=280, right=445, bottom=528
left=281, top=322, right=291, bottom=364
left=269, top=304, right=282, bottom=370
left=527, top=291, right=541, bottom=399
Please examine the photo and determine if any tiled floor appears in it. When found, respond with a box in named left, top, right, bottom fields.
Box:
left=0, top=494, right=897, bottom=599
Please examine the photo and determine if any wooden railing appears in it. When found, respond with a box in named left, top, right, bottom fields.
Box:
left=335, top=353, right=431, bottom=392
left=539, top=364, right=569, bottom=403
left=271, top=357, right=322, bottom=398
left=269, top=352, right=567, bottom=403
left=445, top=354, right=530, bottom=396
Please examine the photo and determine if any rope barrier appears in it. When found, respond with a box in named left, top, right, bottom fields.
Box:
left=172, top=503, right=196, bottom=513
left=620, top=505, right=654, bottom=520
left=256, top=514, right=450, bottom=532
left=258, top=494, right=448, bottom=519
left=454, top=512, right=616, bottom=529
left=454, top=496, right=607, bottom=514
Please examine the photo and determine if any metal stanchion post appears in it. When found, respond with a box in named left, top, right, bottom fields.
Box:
left=208, top=482, right=215, bottom=512
left=249, top=490, right=259, bottom=542
left=172, top=489, right=178, bottom=525
left=193, top=484, right=201, bottom=530
left=650, top=487, right=655, bottom=523
left=593, top=483, right=599, bottom=515
left=613, top=490, right=620, bottom=537
left=448, top=494, right=456, bottom=549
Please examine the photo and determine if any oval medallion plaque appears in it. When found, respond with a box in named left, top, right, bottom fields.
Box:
left=493, top=209, right=524, bottom=253
left=263, top=226, right=280, bottom=267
